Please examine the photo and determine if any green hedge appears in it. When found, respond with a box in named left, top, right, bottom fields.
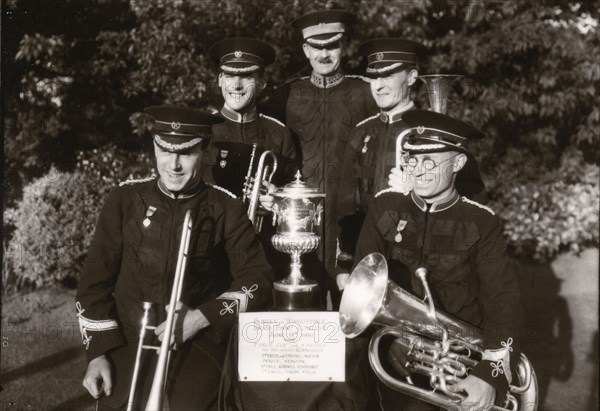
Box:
left=4, top=145, right=154, bottom=292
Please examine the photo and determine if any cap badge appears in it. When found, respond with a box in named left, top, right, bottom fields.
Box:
left=394, top=219, right=407, bottom=243
left=318, top=22, right=325, bottom=27
left=417, top=126, right=425, bottom=134
left=171, top=121, right=181, bottom=130
left=143, top=206, right=157, bottom=228
left=234, top=51, right=243, bottom=58
left=375, top=52, right=384, bottom=61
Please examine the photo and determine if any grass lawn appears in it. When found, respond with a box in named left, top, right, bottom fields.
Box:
left=1, top=249, right=598, bottom=410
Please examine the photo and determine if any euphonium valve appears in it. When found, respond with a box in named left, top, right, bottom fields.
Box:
left=339, top=253, right=538, bottom=411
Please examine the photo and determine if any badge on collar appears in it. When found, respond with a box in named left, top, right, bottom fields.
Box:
left=394, top=219, right=407, bottom=243
left=219, top=150, right=229, bottom=168
left=143, top=206, right=157, bottom=227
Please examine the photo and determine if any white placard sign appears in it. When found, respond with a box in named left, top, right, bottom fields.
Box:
left=237, top=311, right=345, bottom=382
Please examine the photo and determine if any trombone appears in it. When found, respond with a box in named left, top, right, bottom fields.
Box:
left=127, top=209, right=193, bottom=411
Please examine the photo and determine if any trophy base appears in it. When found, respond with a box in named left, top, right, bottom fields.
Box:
left=272, top=282, right=321, bottom=311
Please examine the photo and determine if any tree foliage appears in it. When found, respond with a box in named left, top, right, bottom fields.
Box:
left=3, top=0, right=599, bottom=266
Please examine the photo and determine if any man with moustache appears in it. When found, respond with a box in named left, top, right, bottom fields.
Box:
left=273, top=9, right=378, bottom=308
left=77, top=106, right=273, bottom=410
left=350, top=109, right=523, bottom=411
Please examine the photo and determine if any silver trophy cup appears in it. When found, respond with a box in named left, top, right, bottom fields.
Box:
left=271, top=172, right=325, bottom=310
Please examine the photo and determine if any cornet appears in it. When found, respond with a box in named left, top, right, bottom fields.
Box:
left=127, top=209, right=193, bottom=411
left=242, top=143, right=278, bottom=232
left=339, top=253, right=538, bottom=411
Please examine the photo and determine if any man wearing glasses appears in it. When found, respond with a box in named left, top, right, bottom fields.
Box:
left=349, top=109, right=523, bottom=411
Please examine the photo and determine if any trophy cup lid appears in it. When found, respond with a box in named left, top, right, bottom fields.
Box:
left=273, top=171, right=326, bottom=199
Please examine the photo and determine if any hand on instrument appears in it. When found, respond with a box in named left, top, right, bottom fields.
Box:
left=388, top=167, right=413, bottom=195
left=447, top=374, right=496, bottom=411
left=387, top=337, right=412, bottom=378
left=155, top=302, right=210, bottom=350
left=259, top=180, right=276, bottom=212
left=83, top=354, right=112, bottom=399
left=336, top=273, right=350, bottom=290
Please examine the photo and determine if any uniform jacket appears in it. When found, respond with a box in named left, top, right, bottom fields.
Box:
left=205, top=106, right=298, bottom=198
left=277, top=72, right=378, bottom=281
left=353, top=189, right=523, bottom=396
left=76, top=178, right=273, bottom=363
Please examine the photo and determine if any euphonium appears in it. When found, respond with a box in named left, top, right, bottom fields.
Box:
left=242, top=143, right=278, bottom=232
left=339, top=253, right=538, bottom=411
left=127, top=209, right=193, bottom=411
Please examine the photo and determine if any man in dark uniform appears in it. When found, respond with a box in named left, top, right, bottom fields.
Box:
left=348, top=110, right=524, bottom=410
left=335, top=38, right=423, bottom=281
left=273, top=9, right=378, bottom=307
left=77, top=106, right=273, bottom=410
left=205, top=37, right=298, bottom=201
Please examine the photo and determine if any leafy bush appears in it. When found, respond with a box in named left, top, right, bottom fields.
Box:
left=4, top=145, right=155, bottom=291
left=489, top=157, right=599, bottom=262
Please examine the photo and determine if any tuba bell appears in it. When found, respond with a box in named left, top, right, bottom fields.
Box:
left=339, top=253, right=538, bottom=411
left=242, top=143, right=278, bottom=232
left=396, top=74, right=463, bottom=168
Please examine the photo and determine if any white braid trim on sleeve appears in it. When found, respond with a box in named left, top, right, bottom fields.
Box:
left=76, top=302, right=118, bottom=350
left=355, top=114, right=379, bottom=128
left=482, top=337, right=514, bottom=384
left=462, top=197, right=495, bottom=215
left=259, top=113, right=285, bottom=128
left=208, top=183, right=237, bottom=199
left=217, top=284, right=258, bottom=314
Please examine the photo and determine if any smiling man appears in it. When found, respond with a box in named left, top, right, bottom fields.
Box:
left=205, top=37, right=297, bottom=200
left=76, top=106, right=273, bottom=410
left=351, top=109, right=523, bottom=411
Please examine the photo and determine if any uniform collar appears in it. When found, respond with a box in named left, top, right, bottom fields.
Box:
left=156, top=178, right=203, bottom=200
left=410, top=190, right=460, bottom=213
left=379, top=101, right=414, bottom=124
left=221, top=105, right=258, bottom=123
left=310, top=71, right=345, bottom=88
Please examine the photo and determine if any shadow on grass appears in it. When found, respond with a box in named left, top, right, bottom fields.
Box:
left=518, top=260, right=575, bottom=409
left=1, top=346, right=83, bottom=384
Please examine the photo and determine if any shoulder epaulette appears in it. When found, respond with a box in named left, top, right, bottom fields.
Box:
left=462, top=197, right=495, bottom=215
left=119, top=175, right=155, bottom=187
left=259, top=113, right=285, bottom=128
left=284, top=76, right=309, bottom=85
left=345, top=74, right=371, bottom=83
left=355, top=114, right=379, bottom=128
left=208, top=183, right=237, bottom=199
left=374, top=188, right=409, bottom=198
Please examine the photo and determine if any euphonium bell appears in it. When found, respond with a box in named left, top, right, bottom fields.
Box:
left=339, top=253, right=538, bottom=411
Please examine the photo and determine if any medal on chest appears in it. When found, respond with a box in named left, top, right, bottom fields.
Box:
left=219, top=150, right=229, bottom=168
left=361, top=134, right=372, bottom=154
left=143, top=206, right=157, bottom=227
left=395, top=219, right=408, bottom=243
